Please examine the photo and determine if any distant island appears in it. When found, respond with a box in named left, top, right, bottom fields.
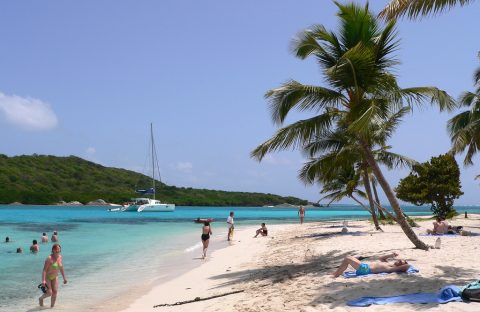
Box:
left=0, top=154, right=309, bottom=206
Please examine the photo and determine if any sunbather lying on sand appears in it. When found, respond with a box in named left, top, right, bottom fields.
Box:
left=332, top=252, right=409, bottom=278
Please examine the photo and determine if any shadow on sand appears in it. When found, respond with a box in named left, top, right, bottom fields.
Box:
left=206, top=249, right=476, bottom=309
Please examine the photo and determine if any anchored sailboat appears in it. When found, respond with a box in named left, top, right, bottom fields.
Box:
left=122, top=124, right=175, bottom=212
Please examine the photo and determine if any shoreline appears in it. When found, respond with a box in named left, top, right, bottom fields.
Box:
left=115, top=215, right=480, bottom=311
left=90, top=224, right=269, bottom=312
left=115, top=223, right=283, bottom=312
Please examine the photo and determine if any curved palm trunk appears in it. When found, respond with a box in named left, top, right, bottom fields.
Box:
left=360, top=140, right=429, bottom=250
left=361, top=167, right=382, bottom=230
left=371, top=176, right=386, bottom=219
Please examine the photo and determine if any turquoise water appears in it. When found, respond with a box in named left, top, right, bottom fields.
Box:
left=1, top=204, right=479, bottom=311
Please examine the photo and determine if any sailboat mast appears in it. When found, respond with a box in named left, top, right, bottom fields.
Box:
left=151, top=123, right=155, bottom=200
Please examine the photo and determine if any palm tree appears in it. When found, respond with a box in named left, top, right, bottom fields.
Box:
left=380, top=0, right=475, bottom=20
left=298, top=117, right=417, bottom=230
left=369, top=174, right=386, bottom=219
left=297, top=127, right=382, bottom=229
left=317, top=163, right=373, bottom=211
left=448, top=57, right=480, bottom=165
left=251, top=2, right=454, bottom=250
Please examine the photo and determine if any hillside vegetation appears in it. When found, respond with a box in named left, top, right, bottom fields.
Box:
left=0, top=154, right=308, bottom=206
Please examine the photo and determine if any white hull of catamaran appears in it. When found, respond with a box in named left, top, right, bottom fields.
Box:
left=123, top=203, right=175, bottom=212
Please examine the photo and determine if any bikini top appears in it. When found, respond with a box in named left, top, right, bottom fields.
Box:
left=50, top=257, right=62, bottom=269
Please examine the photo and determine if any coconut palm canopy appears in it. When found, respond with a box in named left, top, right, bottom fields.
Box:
left=380, top=0, right=475, bottom=20
left=251, top=2, right=454, bottom=249
left=448, top=57, right=480, bottom=166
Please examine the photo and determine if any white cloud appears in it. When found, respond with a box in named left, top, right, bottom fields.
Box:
left=86, top=147, right=96, bottom=155
left=174, top=161, right=193, bottom=173
left=0, top=92, right=58, bottom=130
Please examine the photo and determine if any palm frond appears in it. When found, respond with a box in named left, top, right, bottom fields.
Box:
left=291, top=26, right=330, bottom=60
left=398, top=87, right=455, bottom=111
left=347, top=104, right=383, bottom=138
left=291, top=25, right=344, bottom=69
left=372, top=19, right=400, bottom=68
left=265, top=80, right=346, bottom=125
left=320, top=190, right=347, bottom=206
left=251, top=113, right=339, bottom=161
left=373, top=106, right=411, bottom=141
left=374, top=150, right=418, bottom=169
left=379, top=0, right=474, bottom=21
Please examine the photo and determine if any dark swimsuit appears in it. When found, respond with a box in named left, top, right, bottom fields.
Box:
left=201, top=234, right=210, bottom=241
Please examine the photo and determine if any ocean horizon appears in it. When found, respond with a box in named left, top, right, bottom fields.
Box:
left=1, top=204, right=480, bottom=311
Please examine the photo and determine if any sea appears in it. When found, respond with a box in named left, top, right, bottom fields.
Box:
left=1, top=204, right=479, bottom=311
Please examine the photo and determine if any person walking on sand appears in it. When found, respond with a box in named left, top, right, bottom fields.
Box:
left=51, top=231, right=58, bottom=242
left=331, top=252, right=409, bottom=278
left=39, top=244, right=68, bottom=308
left=298, top=206, right=305, bottom=224
left=227, top=211, right=234, bottom=241
left=41, top=233, right=49, bottom=243
left=201, top=222, right=212, bottom=259
left=254, top=223, right=268, bottom=238
left=30, top=239, right=40, bottom=253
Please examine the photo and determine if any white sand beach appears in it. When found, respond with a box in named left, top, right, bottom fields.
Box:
left=118, top=215, right=480, bottom=312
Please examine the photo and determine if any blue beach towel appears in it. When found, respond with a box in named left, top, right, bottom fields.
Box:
left=347, top=285, right=462, bottom=306
left=343, top=265, right=419, bottom=278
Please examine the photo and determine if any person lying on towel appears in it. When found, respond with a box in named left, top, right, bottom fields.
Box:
left=332, top=252, right=409, bottom=278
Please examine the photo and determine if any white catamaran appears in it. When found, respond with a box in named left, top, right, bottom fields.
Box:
left=122, top=124, right=175, bottom=212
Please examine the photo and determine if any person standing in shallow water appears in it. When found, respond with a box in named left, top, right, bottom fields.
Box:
left=201, top=222, right=212, bottom=259
left=39, top=244, right=68, bottom=308
left=51, top=231, right=58, bottom=242
left=30, top=240, right=40, bottom=253
left=298, top=206, right=305, bottom=224
left=41, top=233, right=49, bottom=243
left=227, top=211, right=234, bottom=241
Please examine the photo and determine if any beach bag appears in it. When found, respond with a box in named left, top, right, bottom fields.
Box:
left=461, top=280, right=480, bottom=301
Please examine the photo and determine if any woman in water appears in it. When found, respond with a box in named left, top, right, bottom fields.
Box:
left=201, top=222, right=212, bottom=259
left=39, top=244, right=68, bottom=308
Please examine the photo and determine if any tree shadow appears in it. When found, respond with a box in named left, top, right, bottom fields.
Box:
left=319, top=265, right=476, bottom=310
left=295, top=231, right=368, bottom=241
left=206, top=250, right=477, bottom=310
left=208, top=250, right=352, bottom=287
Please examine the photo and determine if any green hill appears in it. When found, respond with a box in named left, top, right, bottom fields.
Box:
left=0, top=154, right=309, bottom=206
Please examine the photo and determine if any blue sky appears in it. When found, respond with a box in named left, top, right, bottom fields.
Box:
left=1, top=1, right=479, bottom=205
